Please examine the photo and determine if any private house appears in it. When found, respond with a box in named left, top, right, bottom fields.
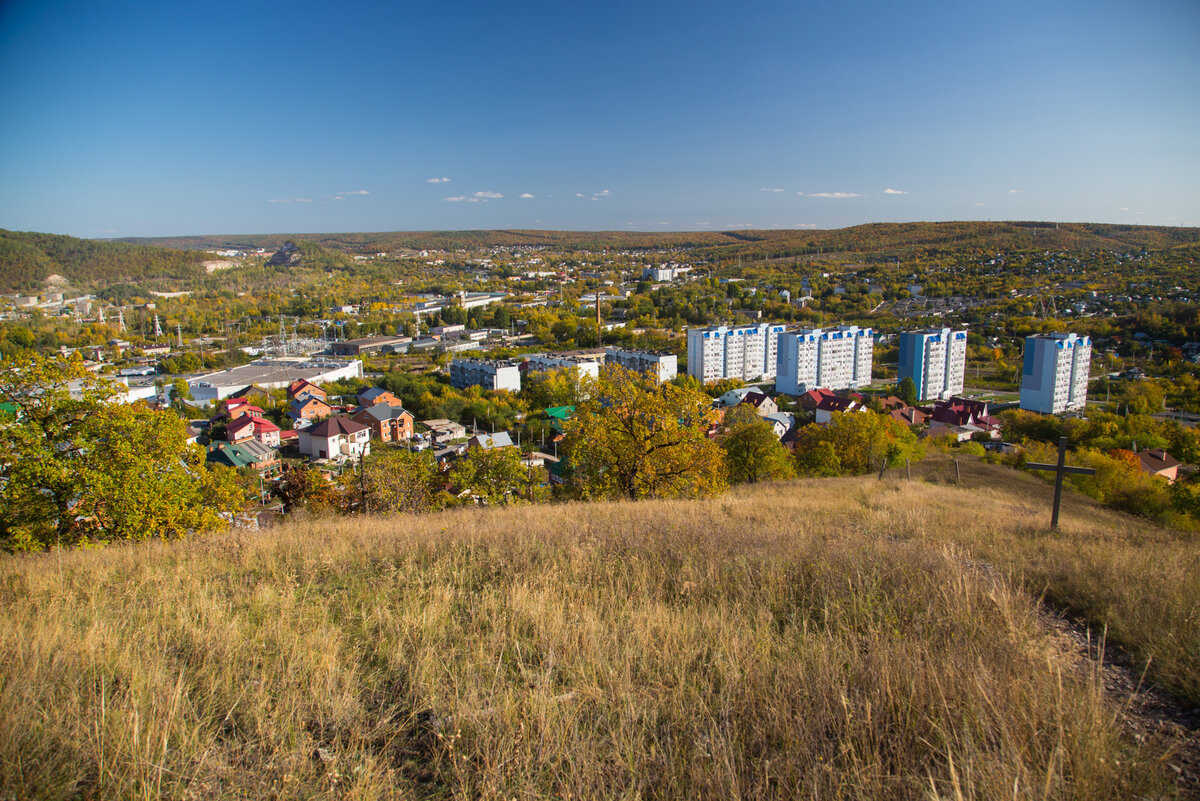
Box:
left=423, top=419, right=468, bottom=442
left=890, top=406, right=929, bottom=427
left=290, top=395, right=333, bottom=423
left=466, top=431, right=515, bottom=450
left=206, top=440, right=281, bottom=477
left=1138, top=448, right=1181, bottom=483
left=720, top=386, right=760, bottom=407
left=226, top=414, right=282, bottom=449
left=357, top=387, right=403, bottom=408
left=798, top=387, right=839, bottom=411
left=212, top=397, right=265, bottom=423
left=227, top=384, right=272, bottom=404
left=299, top=416, right=371, bottom=461
left=814, top=396, right=867, bottom=425
left=929, top=397, right=1001, bottom=438
left=352, top=403, right=415, bottom=443
left=287, top=379, right=327, bottom=403
left=761, top=412, right=795, bottom=439
left=738, top=391, right=779, bottom=417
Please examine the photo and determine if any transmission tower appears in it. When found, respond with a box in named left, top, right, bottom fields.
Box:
left=153, top=314, right=163, bottom=339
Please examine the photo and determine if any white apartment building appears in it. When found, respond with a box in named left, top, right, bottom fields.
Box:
left=449, top=358, right=522, bottom=392
left=1020, top=333, right=1091, bottom=414
left=775, top=326, right=874, bottom=395
left=604, top=347, right=678, bottom=382
left=686, top=323, right=786, bottom=383
left=523, top=353, right=602, bottom=381
left=898, top=328, right=968, bottom=401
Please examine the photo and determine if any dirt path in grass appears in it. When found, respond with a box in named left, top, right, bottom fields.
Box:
left=1040, top=609, right=1200, bottom=799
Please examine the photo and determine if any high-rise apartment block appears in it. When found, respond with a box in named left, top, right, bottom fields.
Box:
left=1019, top=333, right=1091, bottom=414
left=604, top=347, right=678, bottom=382
left=686, top=324, right=786, bottom=383
left=898, top=328, right=968, bottom=401
left=449, top=358, right=522, bottom=392
left=775, top=326, right=874, bottom=395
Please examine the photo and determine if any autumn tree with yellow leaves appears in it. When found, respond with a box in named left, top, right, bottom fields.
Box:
left=0, top=353, right=242, bottom=550
left=562, top=364, right=726, bottom=501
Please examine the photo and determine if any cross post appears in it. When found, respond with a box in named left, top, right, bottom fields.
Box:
left=1025, top=436, right=1097, bottom=530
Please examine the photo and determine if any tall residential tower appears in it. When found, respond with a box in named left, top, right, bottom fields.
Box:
left=686, top=323, right=786, bottom=383
left=898, top=328, right=967, bottom=401
left=775, top=326, right=874, bottom=395
left=1019, top=333, right=1091, bottom=414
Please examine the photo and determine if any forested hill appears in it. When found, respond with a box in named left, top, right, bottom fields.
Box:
left=0, top=230, right=209, bottom=293
left=123, top=221, right=1200, bottom=259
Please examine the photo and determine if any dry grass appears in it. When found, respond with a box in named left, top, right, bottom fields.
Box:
left=0, top=458, right=1189, bottom=799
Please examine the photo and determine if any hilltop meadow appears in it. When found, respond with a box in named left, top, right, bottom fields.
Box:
left=2, top=457, right=1198, bottom=800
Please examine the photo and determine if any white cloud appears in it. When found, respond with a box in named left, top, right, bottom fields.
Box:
left=519, top=193, right=535, bottom=199
left=1008, top=189, right=1023, bottom=194
left=656, top=221, right=670, bottom=226
left=269, top=198, right=313, bottom=203
left=443, top=195, right=467, bottom=202
left=1119, top=207, right=1129, bottom=211
left=795, top=223, right=818, bottom=229
left=883, top=188, right=907, bottom=195
left=695, top=222, right=712, bottom=226
left=760, top=187, right=785, bottom=192
left=593, top=189, right=612, bottom=198
left=473, top=191, right=503, bottom=199
left=807, top=192, right=861, bottom=198
left=575, top=193, right=585, bottom=198
left=338, top=189, right=370, bottom=196
left=427, top=177, right=450, bottom=183
left=975, top=202, right=985, bottom=207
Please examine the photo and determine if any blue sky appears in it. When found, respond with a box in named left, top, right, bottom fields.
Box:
left=1, top=0, right=1197, bottom=237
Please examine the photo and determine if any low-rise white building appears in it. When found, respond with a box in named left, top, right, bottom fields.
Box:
left=299, top=416, right=372, bottom=461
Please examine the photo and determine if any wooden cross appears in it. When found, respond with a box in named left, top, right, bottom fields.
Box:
left=1025, top=436, right=1096, bottom=530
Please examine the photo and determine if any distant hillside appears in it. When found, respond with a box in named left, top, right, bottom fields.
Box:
left=120, top=221, right=1200, bottom=262
left=0, top=229, right=209, bottom=293
left=2, top=459, right=1195, bottom=799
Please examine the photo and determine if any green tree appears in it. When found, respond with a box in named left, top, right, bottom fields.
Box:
left=791, top=412, right=922, bottom=476
left=0, top=353, right=242, bottom=550
left=362, top=449, right=438, bottom=514
left=169, top=378, right=192, bottom=414
left=897, top=376, right=917, bottom=406
left=721, top=405, right=795, bottom=484
left=272, top=466, right=339, bottom=514
left=562, top=365, right=727, bottom=500
left=450, top=445, right=526, bottom=505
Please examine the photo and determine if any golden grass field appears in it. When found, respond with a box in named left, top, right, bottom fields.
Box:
left=1, top=457, right=1197, bottom=800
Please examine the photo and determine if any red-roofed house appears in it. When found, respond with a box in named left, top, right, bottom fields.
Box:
left=1138, top=449, right=1181, bottom=483
left=815, top=396, right=867, bottom=425
left=287, top=379, right=327, bottom=403
left=799, top=388, right=839, bottom=411
left=227, top=414, right=282, bottom=449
